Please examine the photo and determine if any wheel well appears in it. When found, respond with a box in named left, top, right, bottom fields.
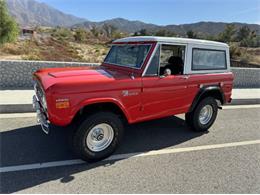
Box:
left=199, top=90, right=224, bottom=104
left=189, top=89, right=224, bottom=112
left=72, top=102, right=128, bottom=124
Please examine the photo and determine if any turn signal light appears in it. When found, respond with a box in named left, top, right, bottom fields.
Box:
left=56, top=99, right=70, bottom=109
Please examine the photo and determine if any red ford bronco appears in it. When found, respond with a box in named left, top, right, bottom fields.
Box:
left=33, top=36, right=234, bottom=162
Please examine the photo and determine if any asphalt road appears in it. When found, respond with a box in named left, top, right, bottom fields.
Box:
left=0, top=106, right=260, bottom=193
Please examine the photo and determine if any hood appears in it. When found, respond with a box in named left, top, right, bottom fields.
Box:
left=33, top=66, right=131, bottom=93
left=47, top=68, right=110, bottom=78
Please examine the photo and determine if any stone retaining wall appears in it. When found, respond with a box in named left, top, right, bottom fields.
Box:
left=0, top=60, right=259, bottom=89
left=0, top=60, right=99, bottom=89
left=232, top=67, right=260, bottom=88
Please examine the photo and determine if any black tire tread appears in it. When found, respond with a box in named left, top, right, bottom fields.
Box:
left=72, top=111, right=124, bottom=162
left=186, top=97, right=218, bottom=132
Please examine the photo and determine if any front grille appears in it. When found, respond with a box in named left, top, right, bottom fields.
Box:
left=34, top=81, right=47, bottom=112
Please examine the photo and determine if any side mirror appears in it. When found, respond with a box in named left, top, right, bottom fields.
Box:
left=160, top=68, right=171, bottom=78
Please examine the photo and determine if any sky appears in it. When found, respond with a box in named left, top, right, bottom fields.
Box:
left=38, top=0, right=260, bottom=25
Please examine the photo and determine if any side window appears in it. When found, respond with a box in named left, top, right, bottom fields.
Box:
left=159, top=44, right=185, bottom=75
left=145, top=46, right=160, bottom=76
left=192, top=49, right=227, bottom=70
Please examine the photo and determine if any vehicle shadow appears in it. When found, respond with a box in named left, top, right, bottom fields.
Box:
left=1, top=116, right=206, bottom=193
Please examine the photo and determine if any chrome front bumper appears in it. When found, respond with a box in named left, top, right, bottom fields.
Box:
left=33, top=95, right=50, bottom=134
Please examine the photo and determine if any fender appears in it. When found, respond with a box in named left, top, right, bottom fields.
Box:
left=189, top=85, right=225, bottom=112
left=71, top=97, right=132, bottom=123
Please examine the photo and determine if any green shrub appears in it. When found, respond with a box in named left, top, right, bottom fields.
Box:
left=74, top=28, right=87, bottom=42
left=0, top=0, right=19, bottom=45
left=217, top=24, right=236, bottom=43
left=52, top=28, right=73, bottom=41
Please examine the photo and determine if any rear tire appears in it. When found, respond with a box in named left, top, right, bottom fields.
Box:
left=185, top=97, right=218, bottom=132
left=72, top=111, right=124, bottom=162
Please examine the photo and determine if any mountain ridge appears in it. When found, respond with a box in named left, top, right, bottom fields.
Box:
left=6, top=0, right=260, bottom=36
left=6, top=0, right=86, bottom=27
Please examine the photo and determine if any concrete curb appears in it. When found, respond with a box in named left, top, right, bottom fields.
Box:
left=1, top=99, right=260, bottom=114
left=230, top=99, right=260, bottom=105
left=0, top=104, right=34, bottom=113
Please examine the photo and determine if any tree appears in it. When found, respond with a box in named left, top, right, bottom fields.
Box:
left=133, top=28, right=152, bottom=36
left=155, top=29, right=176, bottom=37
left=218, top=24, right=236, bottom=43
left=236, top=26, right=259, bottom=47
left=0, top=0, right=19, bottom=45
left=155, top=29, right=167, bottom=36
left=186, top=30, right=197, bottom=38
left=139, top=29, right=148, bottom=36
left=236, top=26, right=251, bottom=42
left=204, top=35, right=217, bottom=41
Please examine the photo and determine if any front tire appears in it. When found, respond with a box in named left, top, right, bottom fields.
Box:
left=185, top=97, right=218, bottom=132
left=72, top=111, right=124, bottom=162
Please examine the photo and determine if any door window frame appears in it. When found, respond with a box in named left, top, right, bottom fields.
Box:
left=142, top=42, right=188, bottom=77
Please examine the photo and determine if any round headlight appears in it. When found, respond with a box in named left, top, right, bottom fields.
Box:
left=42, top=95, right=47, bottom=110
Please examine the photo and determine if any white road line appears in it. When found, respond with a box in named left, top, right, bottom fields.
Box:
left=1, top=139, right=260, bottom=173
left=107, top=139, right=260, bottom=160
left=0, top=113, right=36, bottom=119
left=0, top=159, right=85, bottom=173
left=223, top=104, right=260, bottom=109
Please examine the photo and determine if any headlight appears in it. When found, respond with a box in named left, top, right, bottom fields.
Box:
left=41, top=95, right=47, bottom=110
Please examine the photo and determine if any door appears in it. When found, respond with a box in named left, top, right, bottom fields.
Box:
left=140, top=43, right=190, bottom=121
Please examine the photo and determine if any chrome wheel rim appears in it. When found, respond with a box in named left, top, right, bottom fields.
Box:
left=86, top=123, right=114, bottom=152
left=199, top=105, right=213, bottom=125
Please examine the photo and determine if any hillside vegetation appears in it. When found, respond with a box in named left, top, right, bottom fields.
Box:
left=0, top=0, right=259, bottom=66
left=0, top=27, right=115, bottom=62
left=1, top=24, right=259, bottom=67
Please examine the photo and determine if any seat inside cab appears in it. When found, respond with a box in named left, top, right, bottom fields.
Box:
left=159, top=44, right=186, bottom=76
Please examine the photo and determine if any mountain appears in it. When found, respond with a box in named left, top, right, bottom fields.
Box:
left=74, top=18, right=160, bottom=33
left=6, top=0, right=86, bottom=27
left=164, top=22, right=260, bottom=36
left=6, top=0, right=260, bottom=36
left=75, top=19, right=260, bottom=36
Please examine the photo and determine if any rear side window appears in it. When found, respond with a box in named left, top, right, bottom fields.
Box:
left=192, top=48, right=227, bottom=70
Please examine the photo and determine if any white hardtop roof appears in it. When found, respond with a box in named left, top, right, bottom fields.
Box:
left=113, top=36, right=229, bottom=47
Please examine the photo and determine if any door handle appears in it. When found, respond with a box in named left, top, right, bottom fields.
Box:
left=182, top=75, right=190, bottom=80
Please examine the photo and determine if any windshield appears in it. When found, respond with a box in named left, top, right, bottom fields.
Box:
left=104, top=44, right=152, bottom=69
